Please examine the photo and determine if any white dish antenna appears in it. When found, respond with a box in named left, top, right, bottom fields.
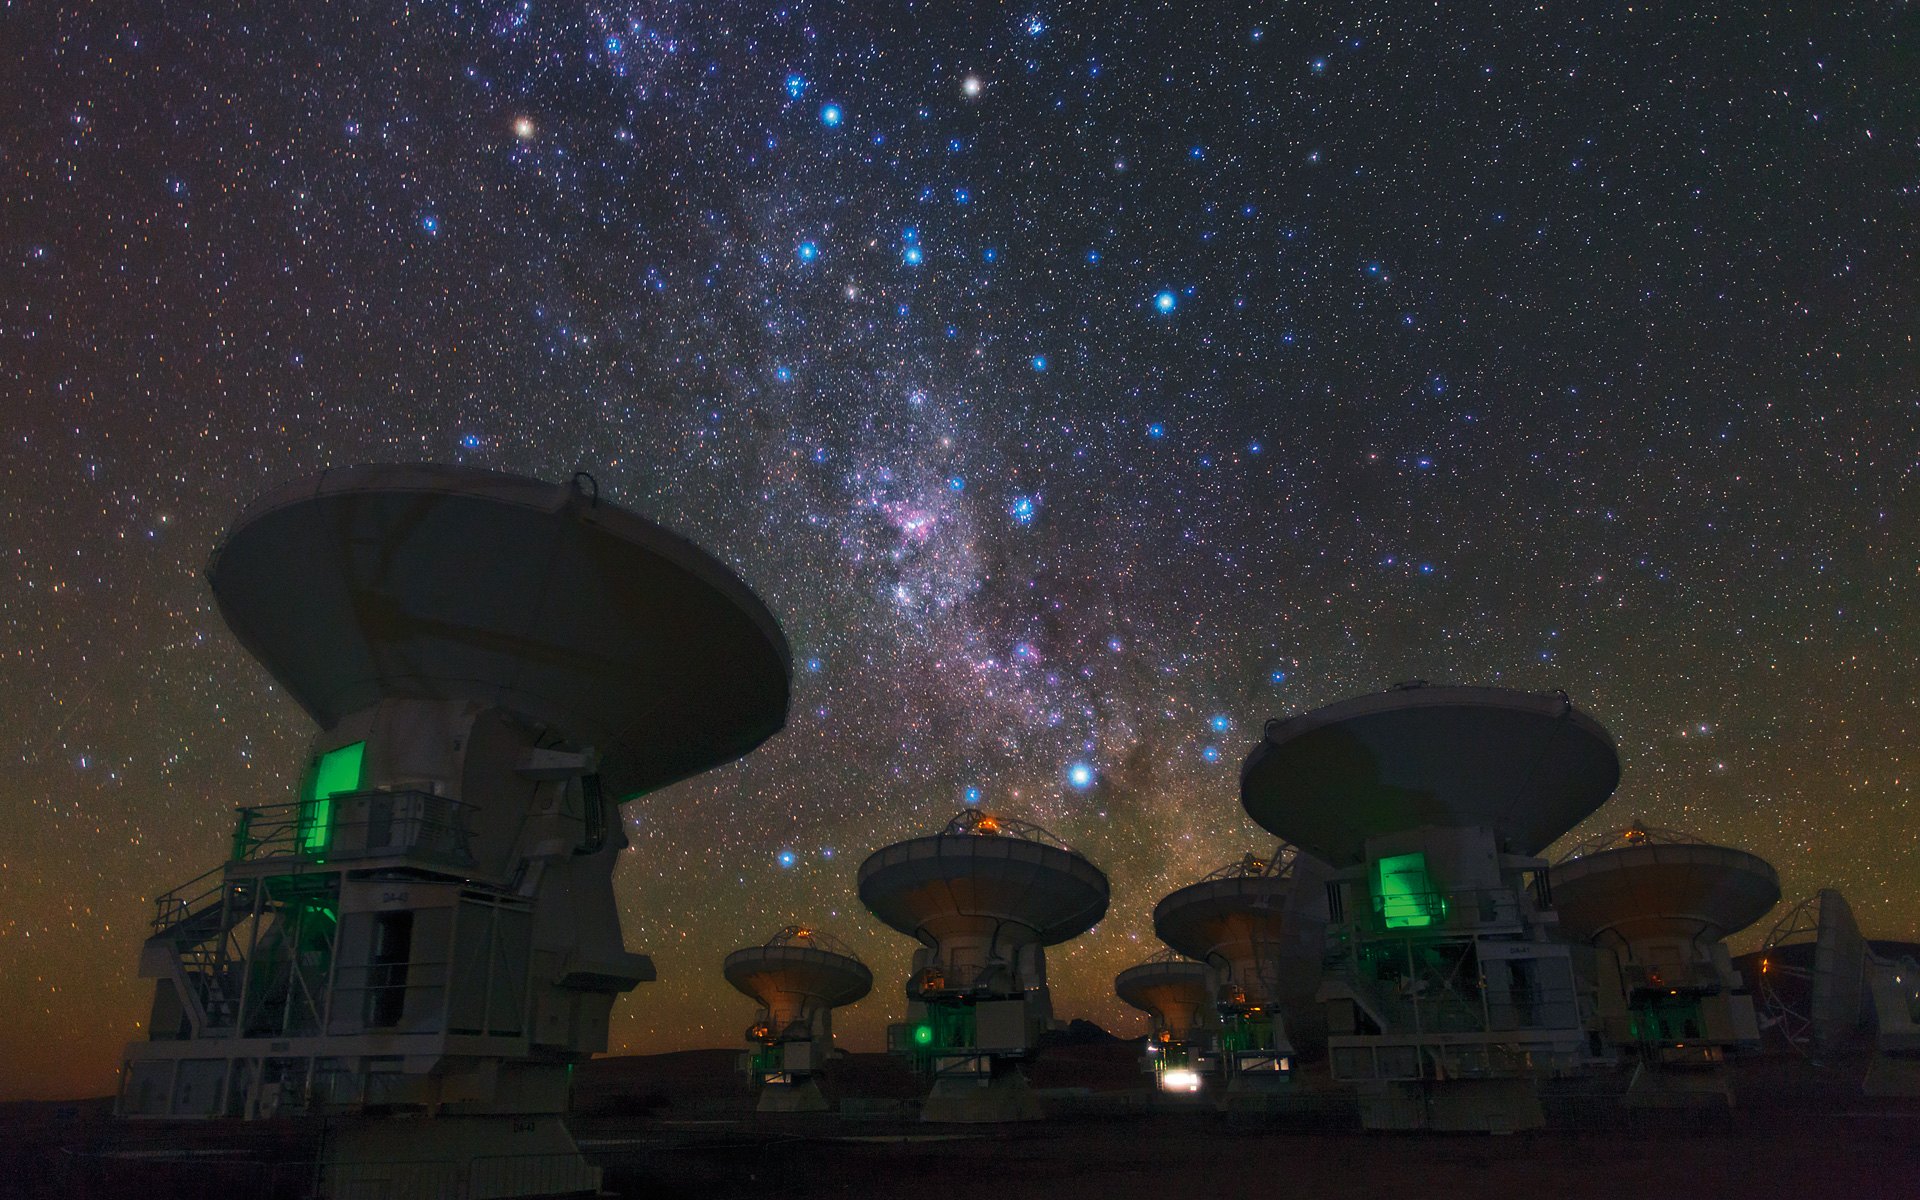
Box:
left=1758, top=889, right=1870, bottom=1056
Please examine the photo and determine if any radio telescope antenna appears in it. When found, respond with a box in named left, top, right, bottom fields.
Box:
left=118, top=465, right=791, bottom=1194
left=1759, top=889, right=1870, bottom=1061
left=858, top=810, right=1108, bottom=1122
left=1552, top=825, right=1778, bottom=1102
left=1241, top=684, right=1618, bottom=1131
left=1152, top=845, right=1328, bottom=1094
left=724, top=925, right=871, bottom=1112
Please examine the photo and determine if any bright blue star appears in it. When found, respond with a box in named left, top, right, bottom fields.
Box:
left=1066, top=762, right=1095, bottom=789
left=820, top=104, right=842, bottom=126
left=964, top=786, right=983, bottom=805
left=983, top=247, right=997, bottom=261
left=1009, top=495, right=1036, bottom=523
left=806, top=658, right=822, bottom=672
left=1026, top=15, right=1046, bottom=35
left=775, top=366, right=792, bottom=382
left=1154, top=291, right=1176, bottom=313
left=1202, top=746, right=1221, bottom=762
left=1210, top=714, right=1231, bottom=732
left=954, top=188, right=969, bottom=204
left=948, top=476, right=965, bottom=491
left=777, top=850, right=797, bottom=868
left=1271, top=670, right=1287, bottom=684
left=1030, top=355, right=1047, bottom=371
left=1249, top=442, right=1262, bottom=453
left=421, top=214, right=439, bottom=234
left=797, top=241, right=818, bottom=262
left=1087, top=250, right=1100, bottom=262
left=903, top=246, right=923, bottom=265
left=1147, top=423, right=1165, bottom=438
left=460, top=434, right=482, bottom=449
left=1190, top=146, right=1205, bottom=159
left=903, top=226, right=918, bottom=242
left=785, top=74, right=807, bottom=98
left=1108, top=638, right=1124, bottom=652
left=1312, top=58, right=1327, bottom=73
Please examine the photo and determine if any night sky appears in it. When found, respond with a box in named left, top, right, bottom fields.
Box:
left=6, top=2, right=1918, bottom=1101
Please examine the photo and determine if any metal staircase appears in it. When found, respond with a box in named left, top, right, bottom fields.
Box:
left=145, top=869, right=340, bottom=1039
left=145, top=870, right=256, bottom=1035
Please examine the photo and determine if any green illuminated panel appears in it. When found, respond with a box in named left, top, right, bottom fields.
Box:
left=298, top=741, right=364, bottom=855
left=1630, top=994, right=1704, bottom=1044
left=1376, top=851, right=1443, bottom=929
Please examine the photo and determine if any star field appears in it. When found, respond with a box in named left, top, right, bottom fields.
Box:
left=4, top=2, right=1918, bottom=1099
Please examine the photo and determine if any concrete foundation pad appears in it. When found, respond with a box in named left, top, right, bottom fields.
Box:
left=1624, top=1062, right=1733, bottom=1108
left=757, top=1079, right=832, bottom=1113
left=325, top=1114, right=598, bottom=1199
left=1355, top=1081, right=1426, bottom=1131
left=1355, top=1079, right=1546, bottom=1132
left=921, top=1073, right=1042, bottom=1123
left=1863, top=1054, right=1920, bottom=1096
left=1428, top=1079, right=1545, bottom=1132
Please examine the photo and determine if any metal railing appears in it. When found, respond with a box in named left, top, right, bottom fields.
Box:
left=326, top=959, right=451, bottom=1035
left=1330, top=1036, right=1584, bottom=1084
left=1325, top=929, right=1584, bottom=1040
left=1333, top=967, right=1582, bottom=1035
left=231, top=791, right=477, bottom=867
left=152, top=866, right=239, bottom=935
left=1364, top=887, right=1526, bottom=933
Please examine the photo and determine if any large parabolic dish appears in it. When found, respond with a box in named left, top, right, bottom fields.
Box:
left=857, top=813, right=1110, bottom=950
left=206, top=464, right=791, bottom=801
left=1154, top=862, right=1324, bottom=994
left=1552, top=830, right=1780, bottom=946
left=724, top=928, right=873, bottom=1028
left=1240, top=685, right=1621, bottom=866
left=1115, top=957, right=1213, bottom=1035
